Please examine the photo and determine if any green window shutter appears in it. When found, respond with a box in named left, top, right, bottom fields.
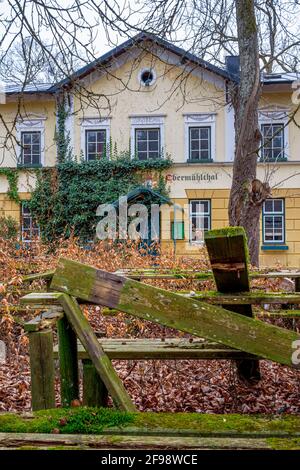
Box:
left=171, top=221, right=184, bottom=240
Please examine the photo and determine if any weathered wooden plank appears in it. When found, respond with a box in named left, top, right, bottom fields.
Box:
left=0, top=432, right=295, bottom=450
left=182, top=291, right=300, bottom=304
left=22, top=270, right=56, bottom=283
left=28, top=329, right=55, bottom=411
left=57, top=316, right=79, bottom=407
left=24, top=309, right=64, bottom=332
left=51, top=258, right=300, bottom=367
left=53, top=338, right=256, bottom=360
left=82, top=359, right=108, bottom=407
left=21, top=292, right=63, bottom=306
left=204, top=227, right=260, bottom=381
left=58, top=294, right=136, bottom=412
left=257, top=310, right=300, bottom=318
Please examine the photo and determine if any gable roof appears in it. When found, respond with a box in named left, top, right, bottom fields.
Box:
left=5, top=32, right=299, bottom=96
left=49, top=32, right=234, bottom=92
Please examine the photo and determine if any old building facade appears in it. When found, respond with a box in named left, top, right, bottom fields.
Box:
left=0, top=33, right=299, bottom=266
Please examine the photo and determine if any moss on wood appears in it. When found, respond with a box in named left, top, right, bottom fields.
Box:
left=1, top=409, right=300, bottom=439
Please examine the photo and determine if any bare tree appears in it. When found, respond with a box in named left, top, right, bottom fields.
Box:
left=0, top=37, right=83, bottom=85
left=0, top=0, right=300, bottom=263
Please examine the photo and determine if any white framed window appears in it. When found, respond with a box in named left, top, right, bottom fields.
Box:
left=184, top=114, right=216, bottom=162
left=189, top=126, right=211, bottom=161
left=189, top=199, right=211, bottom=244
left=16, top=119, right=45, bottom=166
left=85, top=129, right=107, bottom=160
left=20, top=131, right=41, bottom=166
left=80, top=118, right=110, bottom=160
left=130, top=115, right=165, bottom=160
left=261, top=123, right=285, bottom=161
left=262, top=198, right=285, bottom=244
left=135, top=128, right=160, bottom=160
left=259, top=109, right=289, bottom=161
left=21, top=203, right=40, bottom=242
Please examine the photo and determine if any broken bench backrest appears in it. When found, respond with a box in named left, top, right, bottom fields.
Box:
left=205, top=226, right=260, bottom=381
left=50, top=257, right=299, bottom=367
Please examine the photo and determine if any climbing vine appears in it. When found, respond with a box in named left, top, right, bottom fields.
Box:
left=55, top=95, right=72, bottom=163
left=29, top=156, right=172, bottom=242
left=0, top=168, right=20, bottom=203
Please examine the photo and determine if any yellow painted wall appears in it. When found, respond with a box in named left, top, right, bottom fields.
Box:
left=0, top=98, right=57, bottom=169
left=161, top=188, right=300, bottom=268
left=0, top=192, right=31, bottom=224
left=72, top=50, right=226, bottom=163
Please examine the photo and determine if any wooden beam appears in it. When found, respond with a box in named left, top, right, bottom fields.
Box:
left=53, top=338, right=256, bottom=360
left=0, top=432, right=298, bottom=450
left=182, top=291, right=300, bottom=304
left=21, top=292, right=63, bottom=306
left=204, top=227, right=259, bottom=381
left=24, top=309, right=64, bottom=332
left=82, top=359, right=108, bottom=407
left=57, top=316, right=79, bottom=407
left=50, top=258, right=300, bottom=367
left=58, top=294, right=135, bottom=412
left=28, top=329, right=55, bottom=411
left=22, top=270, right=55, bottom=283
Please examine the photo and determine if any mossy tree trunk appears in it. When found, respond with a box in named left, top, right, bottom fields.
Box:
left=228, top=0, right=270, bottom=267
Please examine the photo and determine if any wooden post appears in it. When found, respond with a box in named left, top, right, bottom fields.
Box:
left=50, top=258, right=300, bottom=368
left=295, top=277, right=300, bottom=293
left=28, top=329, right=55, bottom=411
left=82, top=359, right=108, bottom=407
left=57, top=316, right=79, bottom=407
left=58, top=294, right=136, bottom=412
left=205, top=227, right=260, bottom=382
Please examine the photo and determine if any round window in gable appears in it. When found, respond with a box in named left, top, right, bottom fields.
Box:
left=139, top=68, right=156, bottom=87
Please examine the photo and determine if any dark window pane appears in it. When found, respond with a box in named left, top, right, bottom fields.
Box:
left=200, top=201, right=209, bottom=213
left=274, top=200, right=283, bottom=212
left=22, top=134, right=31, bottom=144
left=96, top=143, right=104, bottom=155
left=137, top=141, right=147, bottom=151
left=149, top=140, right=159, bottom=151
left=200, top=128, right=209, bottom=139
left=190, top=128, right=199, bottom=139
left=264, top=200, right=273, bottom=212
left=32, top=154, right=40, bottom=165
left=87, top=131, right=96, bottom=142
left=32, top=133, right=40, bottom=144
left=200, top=150, right=209, bottom=160
left=191, top=140, right=199, bottom=150
left=148, top=130, right=159, bottom=140
left=191, top=150, right=200, bottom=160
left=148, top=151, right=159, bottom=159
left=137, top=152, right=147, bottom=160
left=136, top=130, right=147, bottom=140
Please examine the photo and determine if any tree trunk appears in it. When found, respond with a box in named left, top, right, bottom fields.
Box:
left=229, top=0, right=269, bottom=267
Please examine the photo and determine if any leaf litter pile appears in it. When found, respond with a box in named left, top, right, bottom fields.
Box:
left=0, top=237, right=300, bottom=414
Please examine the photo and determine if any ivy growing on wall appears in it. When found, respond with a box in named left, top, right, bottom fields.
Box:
left=55, top=95, right=72, bottom=164
left=29, top=157, right=172, bottom=242
left=0, top=168, right=20, bottom=203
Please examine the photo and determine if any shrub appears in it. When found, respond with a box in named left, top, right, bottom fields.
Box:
left=0, top=216, right=18, bottom=240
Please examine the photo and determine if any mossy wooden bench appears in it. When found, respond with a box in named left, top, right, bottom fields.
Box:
left=17, top=227, right=300, bottom=449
